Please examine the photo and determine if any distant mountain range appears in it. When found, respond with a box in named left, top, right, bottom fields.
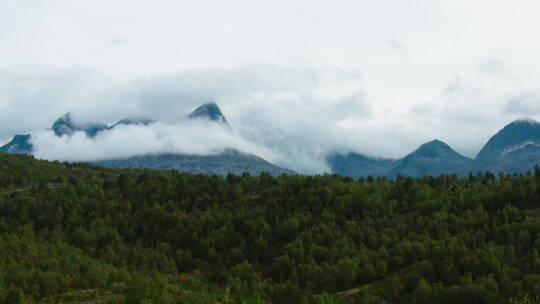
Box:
left=2, top=104, right=540, bottom=177
left=0, top=102, right=294, bottom=176
left=328, top=119, right=540, bottom=178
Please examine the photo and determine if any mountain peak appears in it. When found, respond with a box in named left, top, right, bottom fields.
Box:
left=51, top=112, right=107, bottom=137
left=421, top=139, right=447, bottom=148
left=188, top=102, right=229, bottom=128
left=510, top=118, right=539, bottom=125
left=411, top=139, right=466, bottom=159
left=385, top=139, right=471, bottom=178
left=0, top=134, right=33, bottom=154
left=476, top=118, right=540, bottom=160
left=51, top=113, right=74, bottom=136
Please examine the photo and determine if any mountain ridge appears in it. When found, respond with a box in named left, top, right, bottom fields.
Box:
left=2, top=110, right=540, bottom=177
left=0, top=103, right=293, bottom=176
left=329, top=119, right=540, bottom=178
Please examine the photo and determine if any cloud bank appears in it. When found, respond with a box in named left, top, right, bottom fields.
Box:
left=1, top=61, right=540, bottom=174
left=32, top=120, right=276, bottom=163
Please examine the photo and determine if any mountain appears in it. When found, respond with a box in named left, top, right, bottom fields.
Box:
left=188, top=102, right=230, bottom=130
left=328, top=140, right=472, bottom=178
left=476, top=119, right=540, bottom=160
left=0, top=103, right=293, bottom=176
left=108, top=117, right=156, bottom=129
left=0, top=134, right=33, bottom=154
left=327, top=152, right=396, bottom=178
left=52, top=113, right=108, bottom=137
left=388, top=139, right=472, bottom=177
left=473, top=119, right=540, bottom=174
left=95, top=103, right=292, bottom=176
left=96, top=149, right=294, bottom=176
left=6, top=107, right=540, bottom=177
left=328, top=119, right=540, bottom=178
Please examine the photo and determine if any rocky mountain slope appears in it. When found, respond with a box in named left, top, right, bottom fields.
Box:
left=0, top=134, right=33, bottom=154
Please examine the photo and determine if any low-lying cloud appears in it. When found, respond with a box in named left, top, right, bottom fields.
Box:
left=32, top=120, right=276, bottom=164
left=1, top=63, right=375, bottom=173
left=2, top=61, right=540, bottom=174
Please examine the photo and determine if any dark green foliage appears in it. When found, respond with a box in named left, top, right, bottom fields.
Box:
left=0, top=153, right=539, bottom=303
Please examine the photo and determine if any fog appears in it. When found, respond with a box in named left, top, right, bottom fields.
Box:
left=1, top=62, right=539, bottom=174
left=32, top=120, right=276, bottom=164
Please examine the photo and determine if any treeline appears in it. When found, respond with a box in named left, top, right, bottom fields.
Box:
left=0, top=153, right=538, bottom=303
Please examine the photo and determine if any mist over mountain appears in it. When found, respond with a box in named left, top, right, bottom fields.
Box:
left=96, top=149, right=294, bottom=176
left=328, top=119, right=540, bottom=178
left=0, top=102, right=291, bottom=176
left=2, top=101, right=540, bottom=178
left=188, top=102, right=230, bottom=127
left=108, top=117, right=156, bottom=129
left=51, top=113, right=108, bottom=137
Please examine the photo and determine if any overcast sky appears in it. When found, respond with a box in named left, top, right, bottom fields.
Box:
left=2, top=0, right=540, bottom=173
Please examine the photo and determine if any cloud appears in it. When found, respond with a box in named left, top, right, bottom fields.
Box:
left=477, top=58, right=507, bottom=75
left=3, top=60, right=540, bottom=174
left=388, top=40, right=405, bottom=53
left=504, top=92, right=540, bottom=115
left=32, top=120, right=276, bottom=163
left=0, top=63, right=374, bottom=173
left=107, top=38, right=130, bottom=46
left=406, top=62, right=540, bottom=158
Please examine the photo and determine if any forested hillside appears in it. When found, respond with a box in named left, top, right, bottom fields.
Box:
left=0, top=153, right=539, bottom=303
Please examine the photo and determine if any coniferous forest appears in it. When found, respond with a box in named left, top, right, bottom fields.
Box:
left=0, top=153, right=539, bottom=303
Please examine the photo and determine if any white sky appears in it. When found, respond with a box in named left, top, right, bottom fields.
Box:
left=2, top=0, right=540, bottom=172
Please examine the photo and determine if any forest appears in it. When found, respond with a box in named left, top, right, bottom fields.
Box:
left=0, top=153, right=538, bottom=303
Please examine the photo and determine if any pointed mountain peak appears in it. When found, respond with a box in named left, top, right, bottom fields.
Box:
left=51, top=112, right=107, bottom=137
left=51, top=112, right=74, bottom=136
left=188, top=102, right=225, bottom=120
left=188, top=102, right=230, bottom=129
